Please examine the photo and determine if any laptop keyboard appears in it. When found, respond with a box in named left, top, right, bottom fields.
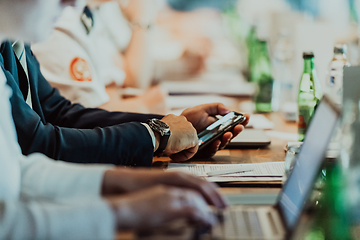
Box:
left=223, top=208, right=264, bottom=239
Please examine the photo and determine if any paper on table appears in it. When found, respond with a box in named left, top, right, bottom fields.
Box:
left=167, top=162, right=284, bottom=177
left=206, top=176, right=283, bottom=183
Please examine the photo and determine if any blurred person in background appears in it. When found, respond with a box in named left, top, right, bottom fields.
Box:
left=32, top=0, right=242, bottom=114
left=32, top=0, right=167, bottom=114
left=153, top=0, right=241, bottom=80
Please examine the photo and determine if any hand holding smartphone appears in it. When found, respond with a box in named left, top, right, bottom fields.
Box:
left=198, top=112, right=246, bottom=151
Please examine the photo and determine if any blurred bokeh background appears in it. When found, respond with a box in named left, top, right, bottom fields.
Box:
left=34, top=0, right=360, bottom=115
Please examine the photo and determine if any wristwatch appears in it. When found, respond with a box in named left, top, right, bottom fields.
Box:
left=146, top=119, right=171, bottom=156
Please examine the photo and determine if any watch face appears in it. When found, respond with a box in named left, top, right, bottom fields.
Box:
left=153, top=119, right=169, bottom=129
left=150, top=119, right=170, bottom=136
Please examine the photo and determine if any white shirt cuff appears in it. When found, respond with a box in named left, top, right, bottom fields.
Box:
left=141, top=123, right=155, bottom=148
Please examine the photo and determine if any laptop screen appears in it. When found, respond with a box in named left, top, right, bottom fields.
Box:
left=278, top=96, right=339, bottom=231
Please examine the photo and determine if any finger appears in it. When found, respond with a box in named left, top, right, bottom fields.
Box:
left=202, top=116, right=218, bottom=130
left=183, top=176, right=227, bottom=209
left=219, top=132, right=232, bottom=150
left=177, top=191, right=218, bottom=226
left=190, top=140, right=220, bottom=159
left=160, top=170, right=227, bottom=208
left=170, top=145, right=198, bottom=162
left=231, top=124, right=244, bottom=139
left=216, top=103, right=230, bottom=116
left=219, top=125, right=245, bottom=149
left=242, top=114, right=251, bottom=127
left=181, top=206, right=217, bottom=227
left=200, top=103, right=230, bottom=116
left=209, top=140, right=221, bottom=155
left=167, top=182, right=226, bottom=208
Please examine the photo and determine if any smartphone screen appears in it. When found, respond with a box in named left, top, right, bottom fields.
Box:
left=198, top=112, right=246, bottom=148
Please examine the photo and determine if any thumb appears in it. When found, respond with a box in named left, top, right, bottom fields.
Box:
left=201, top=103, right=230, bottom=116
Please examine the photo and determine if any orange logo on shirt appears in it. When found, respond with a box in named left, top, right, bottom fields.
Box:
left=69, top=57, right=92, bottom=82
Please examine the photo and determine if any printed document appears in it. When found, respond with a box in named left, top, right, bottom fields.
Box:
left=167, top=162, right=284, bottom=182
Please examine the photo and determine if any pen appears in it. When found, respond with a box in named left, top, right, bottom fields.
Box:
left=207, top=165, right=255, bottom=177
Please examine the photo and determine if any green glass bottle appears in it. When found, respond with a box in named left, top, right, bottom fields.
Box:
left=298, top=52, right=322, bottom=141
left=246, top=26, right=258, bottom=82
left=303, top=164, right=352, bottom=240
left=253, top=40, right=274, bottom=112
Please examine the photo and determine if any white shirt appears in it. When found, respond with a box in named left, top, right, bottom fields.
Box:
left=0, top=68, right=115, bottom=239
left=32, top=4, right=156, bottom=148
left=32, top=4, right=129, bottom=108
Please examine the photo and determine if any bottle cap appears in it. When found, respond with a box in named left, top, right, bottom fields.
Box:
left=334, top=44, right=347, bottom=54
left=303, top=52, right=314, bottom=59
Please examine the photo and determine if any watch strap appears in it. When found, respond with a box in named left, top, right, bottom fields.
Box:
left=146, top=119, right=171, bottom=157
left=154, top=133, right=170, bottom=157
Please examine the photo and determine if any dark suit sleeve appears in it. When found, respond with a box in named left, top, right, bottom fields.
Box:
left=3, top=44, right=163, bottom=167
left=38, top=77, right=162, bottom=129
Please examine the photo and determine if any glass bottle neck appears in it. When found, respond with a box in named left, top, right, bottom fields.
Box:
left=258, top=41, right=268, bottom=55
left=258, top=42, right=272, bottom=76
left=303, top=58, right=315, bottom=73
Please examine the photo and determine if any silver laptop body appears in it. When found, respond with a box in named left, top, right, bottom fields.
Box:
left=212, top=95, right=340, bottom=240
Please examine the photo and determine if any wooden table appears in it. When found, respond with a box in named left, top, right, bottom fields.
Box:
left=119, top=102, right=298, bottom=239
left=154, top=107, right=297, bottom=188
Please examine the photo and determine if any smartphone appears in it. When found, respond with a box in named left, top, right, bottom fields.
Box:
left=198, top=112, right=246, bottom=150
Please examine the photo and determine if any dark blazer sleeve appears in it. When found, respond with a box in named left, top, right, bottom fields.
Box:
left=1, top=42, right=163, bottom=167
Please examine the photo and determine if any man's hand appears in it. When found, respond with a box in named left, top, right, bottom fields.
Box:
left=102, top=169, right=227, bottom=209
left=181, top=103, right=250, bottom=158
left=159, top=114, right=199, bottom=162
left=107, top=185, right=218, bottom=231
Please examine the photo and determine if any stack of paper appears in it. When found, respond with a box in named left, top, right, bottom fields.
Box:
left=167, top=162, right=285, bottom=183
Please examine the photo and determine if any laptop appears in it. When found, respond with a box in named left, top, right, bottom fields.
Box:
left=226, top=129, right=271, bottom=148
left=211, top=95, right=340, bottom=239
